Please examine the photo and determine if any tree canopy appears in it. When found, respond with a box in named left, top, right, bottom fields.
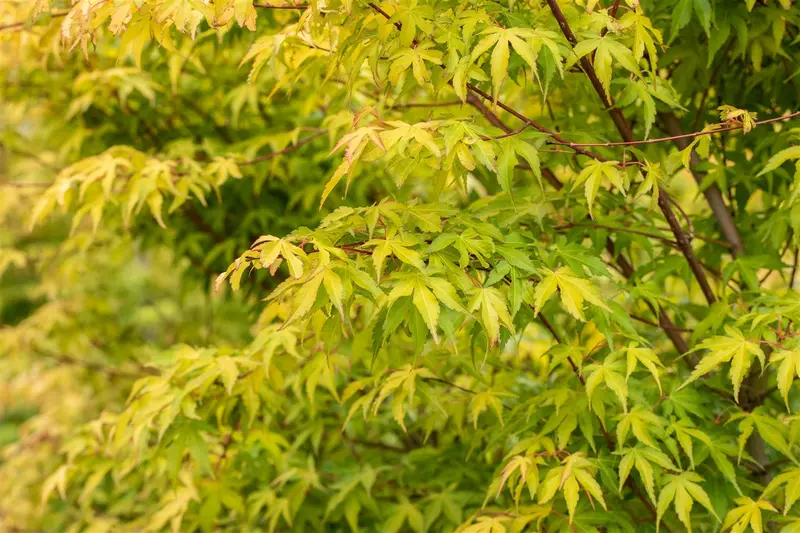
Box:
left=2, top=0, right=800, bottom=532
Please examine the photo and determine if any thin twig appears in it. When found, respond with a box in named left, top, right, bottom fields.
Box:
left=38, top=351, right=156, bottom=378
left=241, top=130, right=325, bottom=165
left=464, top=70, right=689, bottom=356
left=391, top=100, right=463, bottom=109
left=0, top=11, right=68, bottom=32
left=214, top=421, right=241, bottom=473
left=665, top=193, right=695, bottom=240
left=367, top=3, right=403, bottom=32
left=556, top=222, right=678, bottom=247
left=0, top=182, right=50, bottom=188
left=480, top=123, right=530, bottom=141
left=2, top=146, right=60, bottom=171
left=253, top=3, right=310, bottom=9
left=658, top=112, right=744, bottom=257
left=630, top=314, right=692, bottom=333
left=552, top=110, right=800, bottom=148
left=599, top=0, right=622, bottom=38
left=465, top=83, right=607, bottom=161
left=422, top=377, right=477, bottom=396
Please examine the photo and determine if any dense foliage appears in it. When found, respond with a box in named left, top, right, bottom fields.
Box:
left=2, top=0, right=800, bottom=531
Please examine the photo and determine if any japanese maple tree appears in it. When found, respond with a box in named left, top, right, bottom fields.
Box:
left=2, top=0, right=800, bottom=532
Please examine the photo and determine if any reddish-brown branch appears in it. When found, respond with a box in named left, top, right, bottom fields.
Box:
left=608, top=0, right=622, bottom=18
left=544, top=0, right=716, bottom=306
left=0, top=20, right=26, bottom=32
left=561, top=220, right=730, bottom=250
left=364, top=2, right=612, bottom=168
left=553, top=110, right=800, bottom=148
left=659, top=112, right=745, bottom=258
left=339, top=243, right=372, bottom=255
left=466, top=94, right=564, bottom=189
left=599, top=0, right=622, bottom=38
left=423, top=376, right=480, bottom=396
left=465, top=83, right=608, bottom=161
left=214, top=421, right=241, bottom=473
left=481, top=123, right=530, bottom=141
left=545, top=0, right=633, bottom=139
left=467, top=93, right=512, bottom=132
left=538, top=312, right=566, bottom=344
left=367, top=2, right=403, bottom=32
left=657, top=183, right=716, bottom=304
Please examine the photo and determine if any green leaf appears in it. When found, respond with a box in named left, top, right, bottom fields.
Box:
left=216, top=356, right=239, bottom=396
left=657, top=472, right=720, bottom=532
left=571, top=38, right=640, bottom=98
left=537, top=453, right=605, bottom=523
left=490, top=34, right=510, bottom=102
left=496, top=245, right=536, bottom=272
left=182, top=425, right=213, bottom=476
left=624, top=345, right=664, bottom=395
left=670, top=0, right=694, bottom=39
left=772, top=349, right=800, bottom=410
left=586, top=355, right=628, bottom=411
left=533, top=267, right=610, bottom=321
left=497, top=141, right=518, bottom=197
left=758, top=146, right=800, bottom=176
left=679, top=327, right=765, bottom=402
left=412, top=282, right=440, bottom=344
left=722, top=497, right=776, bottom=533
left=693, top=0, right=713, bottom=37
left=616, top=448, right=658, bottom=504
left=510, top=138, right=542, bottom=186
left=572, top=160, right=626, bottom=218
left=469, top=287, right=514, bottom=347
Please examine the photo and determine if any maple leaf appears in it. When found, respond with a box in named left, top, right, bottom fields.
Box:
left=569, top=37, right=640, bottom=98
left=679, top=326, right=765, bottom=402
left=656, top=472, right=720, bottom=532
left=533, top=266, right=610, bottom=321
left=571, top=160, right=626, bottom=218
